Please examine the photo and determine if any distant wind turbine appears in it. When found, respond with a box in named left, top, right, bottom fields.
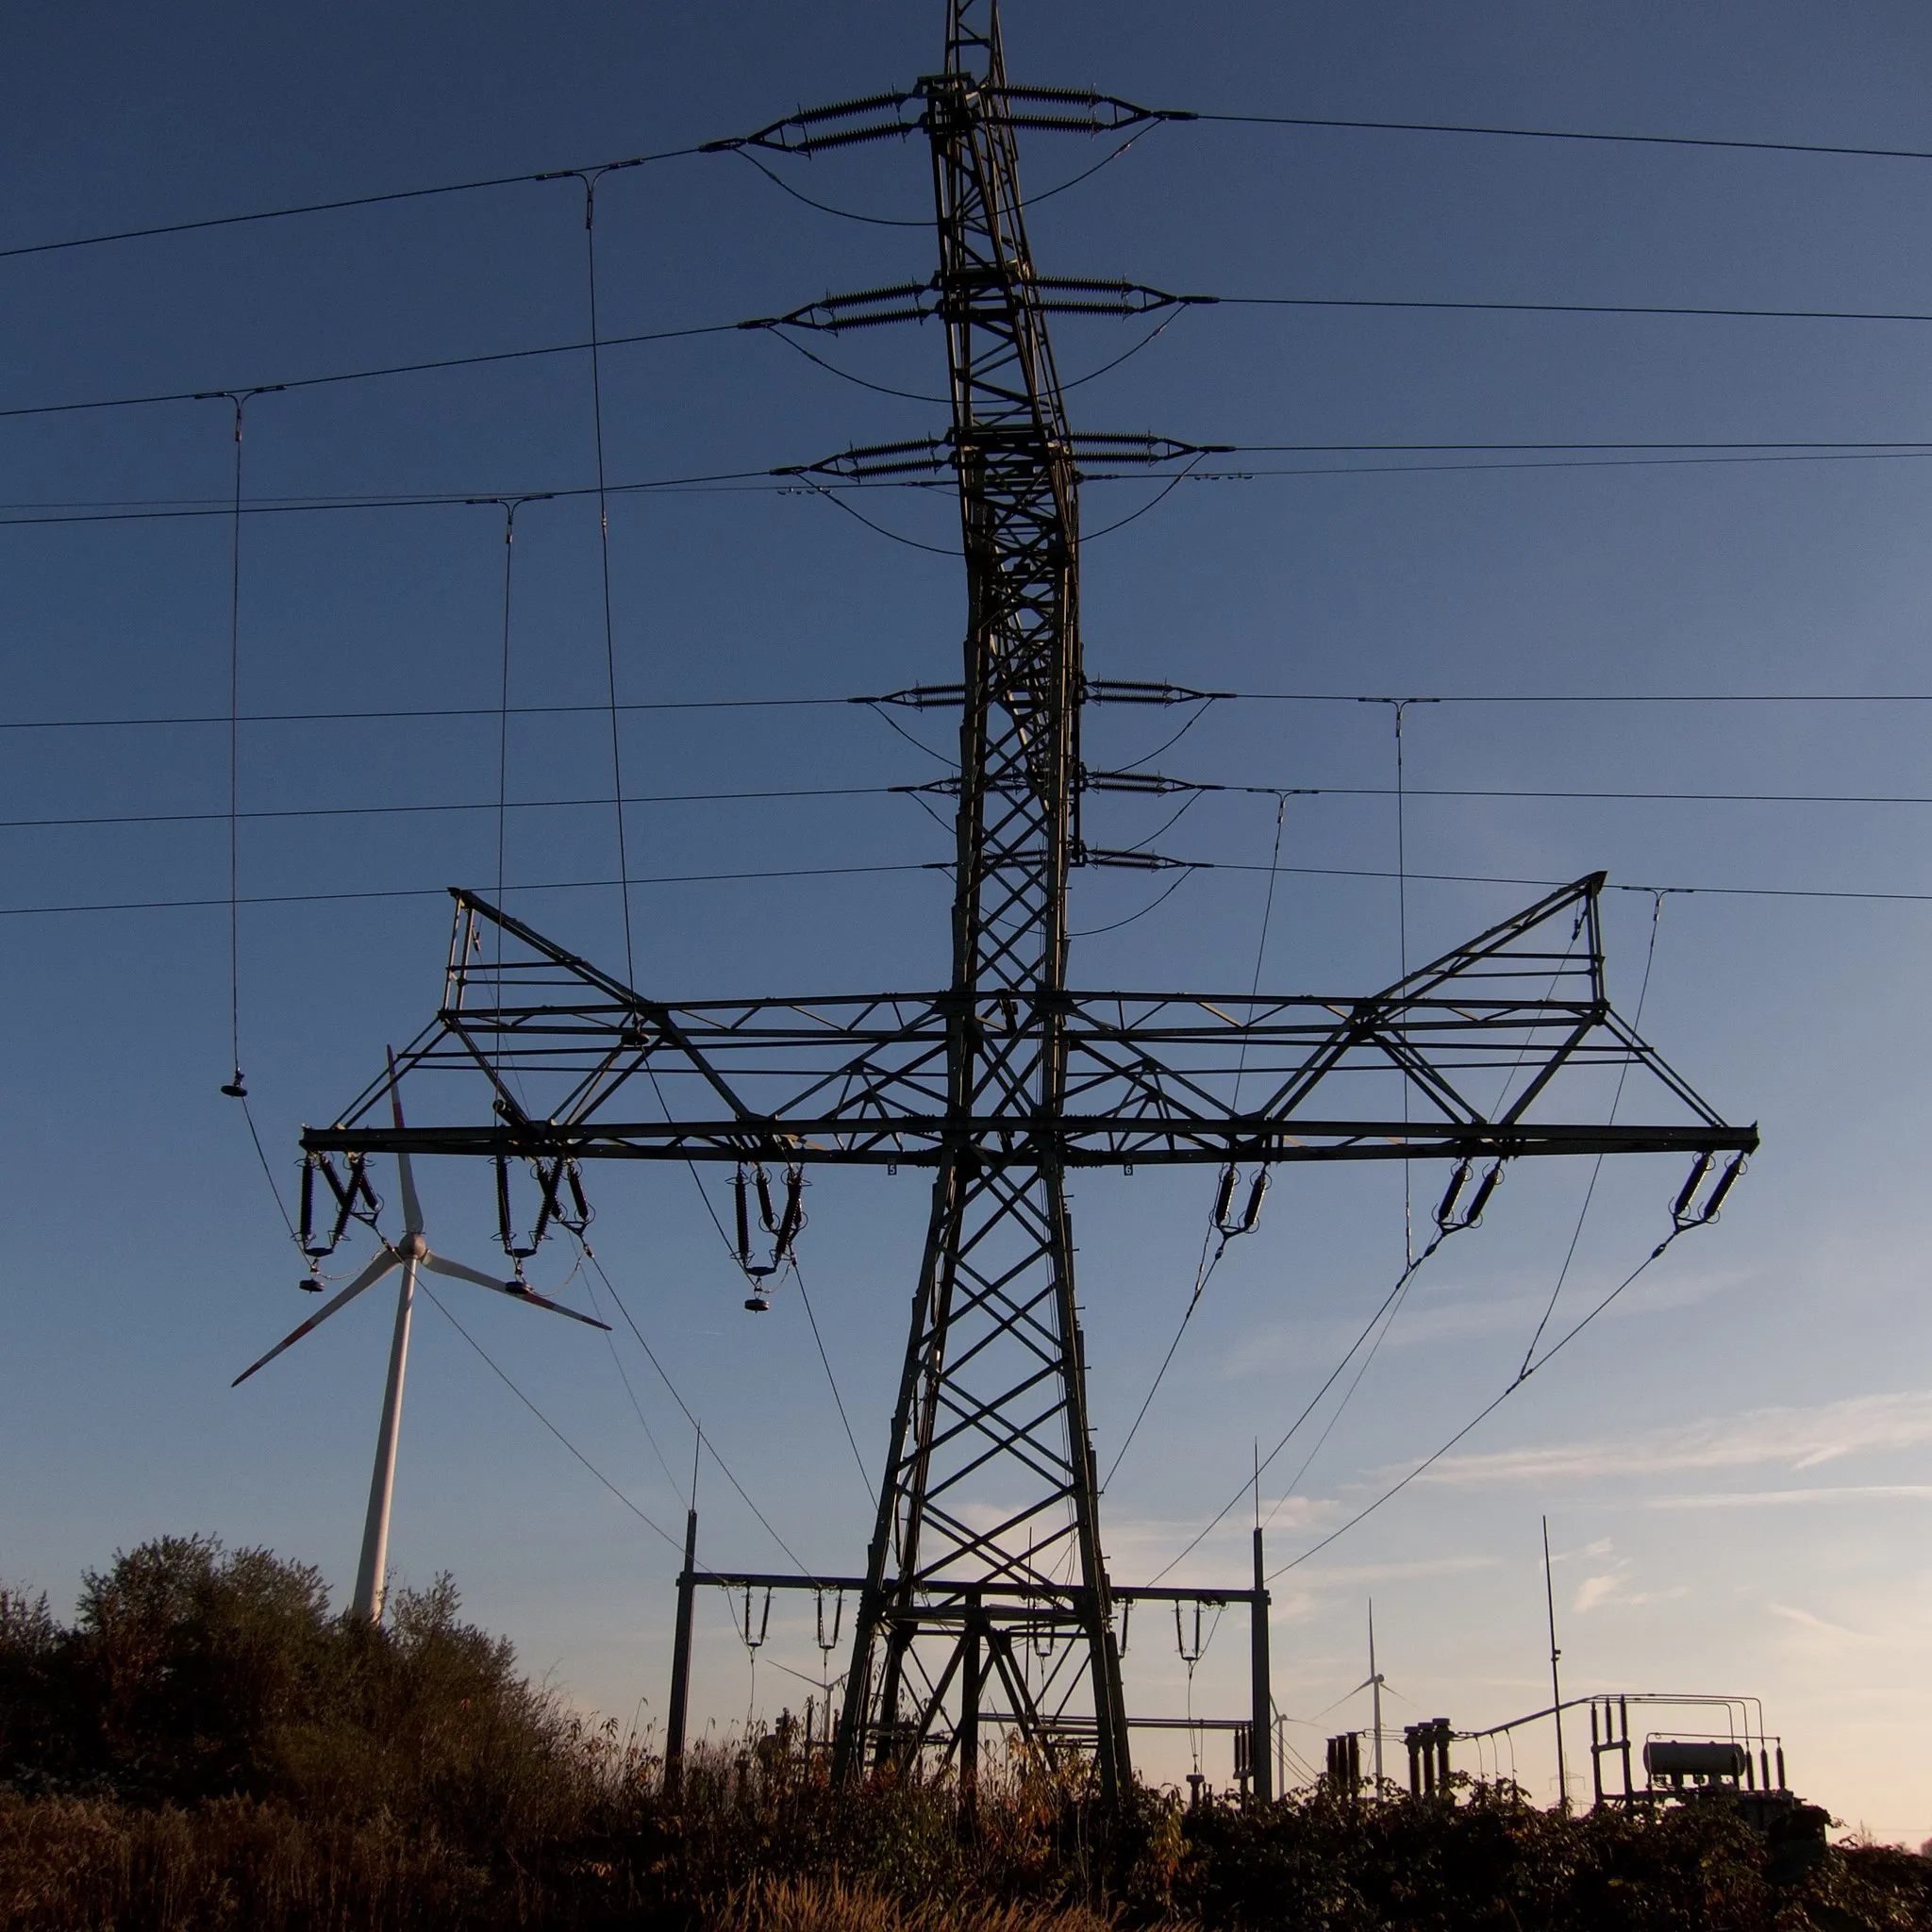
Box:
left=233, top=1058, right=608, bottom=1622
left=1366, top=1600, right=1387, bottom=1790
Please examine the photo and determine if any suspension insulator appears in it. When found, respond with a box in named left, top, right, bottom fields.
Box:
left=1462, top=1160, right=1505, bottom=1225
left=496, top=1156, right=516, bottom=1257
left=1671, top=1152, right=1715, bottom=1223
left=325, top=1158, right=358, bottom=1252
left=756, top=1164, right=779, bottom=1236
left=734, top=1167, right=753, bottom=1269
left=1212, top=1165, right=1238, bottom=1229
left=1694, top=1154, right=1746, bottom=1224
left=299, top=1158, right=319, bottom=1257
left=353, top=1157, right=379, bottom=1214
left=775, top=1167, right=807, bottom=1256
left=1434, top=1160, right=1472, bottom=1229
left=1240, top=1169, right=1269, bottom=1233
left=566, top=1162, right=591, bottom=1228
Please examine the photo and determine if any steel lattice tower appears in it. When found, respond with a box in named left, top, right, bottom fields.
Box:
left=840, top=2, right=1128, bottom=1791
left=284, top=0, right=1757, bottom=1804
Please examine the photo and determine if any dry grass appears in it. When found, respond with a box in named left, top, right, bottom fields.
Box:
left=716, top=1873, right=1159, bottom=1932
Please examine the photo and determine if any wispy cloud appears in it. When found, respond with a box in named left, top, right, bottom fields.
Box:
left=1574, top=1572, right=1620, bottom=1612
left=1653, top=1485, right=1932, bottom=1509
left=1299, top=1555, right=1496, bottom=1589
left=1415, top=1389, right=1932, bottom=1489
left=1570, top=1551, right=1683, bottom=1613
left=1224, top=1260, right=1747, bottom=1382
left=1766, top=1602, right=1888, bottom=1650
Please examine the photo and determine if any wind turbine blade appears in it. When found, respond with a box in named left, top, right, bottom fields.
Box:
left=232, top=1249, right=400, bottom=1386
left=385, top=1047, right=424, bottom=1237
left=508, top=1286, right=613, bottom=1331
left=422, top=1252, right=515, bottom=1292
left=422, top=1252, right=611, bottom=1330
left=396, top=1150, right=425, bottom=1239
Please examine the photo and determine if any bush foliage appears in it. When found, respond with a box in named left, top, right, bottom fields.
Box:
left=1, top=1537, right=1927, bottom=1929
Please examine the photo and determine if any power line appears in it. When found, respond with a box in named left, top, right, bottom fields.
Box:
left=791, top=1258, right=875, bottom=1507
left=1218, top=292, right=1932, bottom=327
left=13, top=105, right=1932, bottom=275
left=416, top=1280, right=684, bottom=1553
left=1231, top=440, right=1932, bottom=454
left=1148, top=1231, right=1466, bottom=1585
left=0, top=144, right=708, bottom=263
left=1232, top=691, right=1932, bottom=705
left=0, top=695, right=855, bottom=733
left=7, top=855, right=1932, bottom=920
left=5, top=688, right=1932, bottom=739
left=0, top=780, right=895, bottom=827
left=1188, top=110, right=1932, bottom=168
left=576, top=1245, right=834, bottom=1585
left=0, top=861, right=943, bottom=919
left=1194, top=449, right=1932, bottom=483
left=1102, top=793, right=1290, bottom=1490
left=12, top=441, right=1932, bottom=518
left=0, top=323, right=740, bottom=423
left=1174, top=785, right=1932, bottom=808
left=1200, top=859, right=1932, bottom=904
left=25, top=277, right=1932, bottom=426
left=8, top=444, right=1932, bottom=536
left=0, top=470, right=786, bottom=527
left=1266, top=1227, right=1691, bottom=1581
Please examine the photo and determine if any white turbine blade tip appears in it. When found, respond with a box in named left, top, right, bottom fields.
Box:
left=422, top=1252, right=609, bottom=1330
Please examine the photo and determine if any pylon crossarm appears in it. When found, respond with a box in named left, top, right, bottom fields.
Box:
left=715, top=80, right=1169, bottom=161
left=308, top=881, right=1750, bottom=1165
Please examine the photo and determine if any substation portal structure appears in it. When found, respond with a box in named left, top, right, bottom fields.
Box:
left=291, top=1, right=1757, bottom=1803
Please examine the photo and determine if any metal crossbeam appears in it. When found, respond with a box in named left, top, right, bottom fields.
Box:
left=308, top=874, right=1749, bottom=1172
left=295, top=0, right=1756, bottom=1805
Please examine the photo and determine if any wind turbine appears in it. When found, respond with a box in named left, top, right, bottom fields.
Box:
left=233, top=1063, right=609, bottom=1622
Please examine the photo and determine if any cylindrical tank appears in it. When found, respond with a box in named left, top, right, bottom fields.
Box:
left=1644, top=1740, right=1747, bottom=1780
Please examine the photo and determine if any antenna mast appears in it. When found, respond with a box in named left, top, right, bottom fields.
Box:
left=1543, top=1515, right=1569, bottom=1811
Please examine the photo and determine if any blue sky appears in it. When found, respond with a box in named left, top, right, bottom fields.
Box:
left=7, top=0, right=1932, bottom=1841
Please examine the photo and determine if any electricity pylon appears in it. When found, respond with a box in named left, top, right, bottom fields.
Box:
left=290, top=0, right=1755, bottom=1801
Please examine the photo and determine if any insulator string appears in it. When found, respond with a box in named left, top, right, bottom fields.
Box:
left=579, top=173, right=636, bottom=984
left=203, top=385, right=280, bottom=1102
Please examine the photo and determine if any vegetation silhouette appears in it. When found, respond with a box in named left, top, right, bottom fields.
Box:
left=1, top=1537, right=1927, bottom=1928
